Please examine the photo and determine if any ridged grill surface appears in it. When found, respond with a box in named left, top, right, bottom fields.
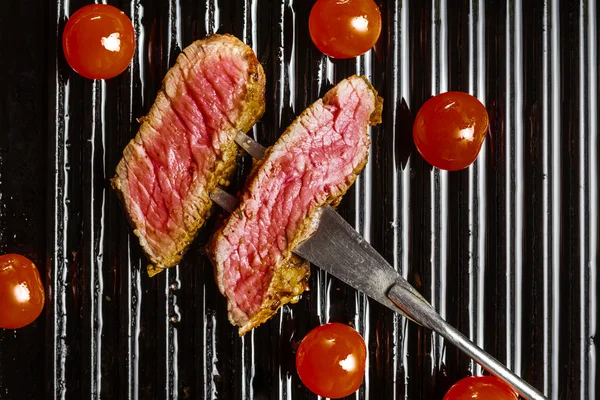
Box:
left=0, top=1, right=597, bottom=399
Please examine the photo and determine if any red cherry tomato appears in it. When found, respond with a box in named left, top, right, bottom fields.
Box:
left=62, top=4, right=135, bottom=80
left=0, top=254, right=45, bottom=329
left=296, top=322, right=367, bottom=398
left=444, top=376, right=519, bottom=400
left=309, top=0, right=382, bottom=59
left=413, top=92, right=489, bottom=171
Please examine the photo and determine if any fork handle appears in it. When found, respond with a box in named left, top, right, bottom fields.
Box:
left=388, top=283, right=547, bottom=400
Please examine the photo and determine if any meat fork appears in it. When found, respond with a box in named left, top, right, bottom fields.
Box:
left=209, top=131, right=547, bottom=400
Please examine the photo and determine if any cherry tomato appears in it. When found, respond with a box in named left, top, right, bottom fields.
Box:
left=62, top=4, right=135, bottom=80
left=0, top=254, right=45, bottom=329
left=444, top=376, right=519, bottom=400
left=309, top=0, right=382, bottom=59
left=413, top=92, right=489, bottom=171
left=296, top=322, right=367, bottom=398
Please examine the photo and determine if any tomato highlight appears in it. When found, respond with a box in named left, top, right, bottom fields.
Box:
left=413, top=91, right=489, bottom=171
left=62, top=4, right=135, bottom=80
left=296, top=322, right=367, bottom=398
left=309, top=0, right=382, bottom=59
left=0, top=254, right=45, bottom=329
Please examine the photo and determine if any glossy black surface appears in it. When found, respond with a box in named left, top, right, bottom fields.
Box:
left=0, top=0, right=598, bottom=399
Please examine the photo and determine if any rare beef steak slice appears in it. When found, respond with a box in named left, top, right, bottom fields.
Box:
left=208, top=75, right=383, bottom=334
left=112, top=34, right=266, bottom=276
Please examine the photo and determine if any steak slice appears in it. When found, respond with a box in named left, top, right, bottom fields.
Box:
left=208, top=75, right=383, bottom=335
left=112, top=34, right=266, bottom=276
